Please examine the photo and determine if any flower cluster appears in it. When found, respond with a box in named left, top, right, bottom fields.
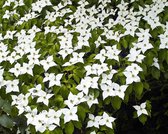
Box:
left=0, top=0, right=167, bottom=133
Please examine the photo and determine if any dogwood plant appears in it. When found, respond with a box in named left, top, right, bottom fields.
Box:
left=0, top=0, right=167, bottom=133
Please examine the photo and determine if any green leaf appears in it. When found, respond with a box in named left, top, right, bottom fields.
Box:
left=54, top=128, right=63, bottom=134
left=124, top=85, right=132, bottom=103
left=143, top=82, right=149, bottom=90
left=53, top=86, right=60, bottom=95
left=65, top=122, right=74, bottom=134
left=134, top=82, right=143, bottom=99
left=0, top=114, right=14, bottom=128
left=146, top=100, right=152, bottom=117
left=144, top=51, right=155, bottom=65
left=73, top=121, right=82, bottom=129
left=158, top=49, right=167, bottom=62
left=111, top=96, right=122, bottom=110
left=105, top=128, right=114, bottom=134
left=104, top=97, right=111, bottom=105
left=54, top=95, right=64, bottom=107
left=0, top=97, right=12, bottom=115
left=138, top=114, right=147, bottom=125
left=77, top=105, right=87, bottom=121
left=33, top=65, right=44, bottom=75
left=151, top=67, right=160, bottom=79
left=121, top=38, right=128, bottom=48
left=73, top=74, right=80, bottom=84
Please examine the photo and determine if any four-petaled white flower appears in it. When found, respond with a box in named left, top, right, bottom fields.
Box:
left=87, top=114, right=102, bottom=128
left=40, top=56, right=57, bottom=71
left=37, top=91, right=54, bottom=106
left=5, top=79, right=19, bottom=93
left=99, top=112, right=115, bottom=128
left=62, top=107, right=78, bottom=123
left=133, top=102, right=148, bottom=117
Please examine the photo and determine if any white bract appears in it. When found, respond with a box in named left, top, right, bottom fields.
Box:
left=99, top=112, right=115, bottom=128
left=123, top=63, right=143, bottom=84
left=87, top=114, right=102, bottom=128
left=133, top=102, right=148, bottom=117
left=62, top=107, right=78, bottom=123
left=40, top=56, right=57, bottom=71
left=4, top=79, right=19, bottom=93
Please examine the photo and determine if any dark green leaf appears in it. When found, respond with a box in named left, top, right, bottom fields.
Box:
left=111, top=96, right=122, bottom=110
left=138, top=114, right=147, bottom=125
left=134, top=82, right=143, bottom=99
left=65, top=122, right=74, bottom=134
left=0, top=114, right=14, bottom=128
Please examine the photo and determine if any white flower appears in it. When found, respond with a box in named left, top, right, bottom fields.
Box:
left=89, top=77, right=99, bottom=89
left=65, top=92, right=86, bottom=108
left=123, top=64, right=142, bottom=84
left=4, top=30, right=16, bottom=40
left=11, top=93, right=30, bottom=106
left=5, top=79, right=19, bottom=93
left=112, top=83, right=128, bottom=100
left=16, top=105, right=31, bottom=115
left=101, top=69, right=117, bottom=85
left=100, top=84, right=115, bottom=100
left=29, top=84, right=44, bottom=98
left=14, top=0, right=24, bottom=7
left=85, top=64, right=98, bottom=76
left=64, top=92, right=78, bottom=108
left=63, top=52, right=85, bottom=66
left=85, top=94, right=98, bottom=108
left=3, top=0, right=11, bottom=7
left=37, top=91, right=54, bottom=106
left=48, top=109, right=62, bottom=126
left=152, top=58, right=160, bottom=69
left=25, top=108, right=38, bottom=125
left=45, top=11, right=58, bottom=22
left=124, top=22, right=138, bottom=36
left=40, top=56, right=57, bottom=71
left=21, top=63, right=34, bottom=76
left=3, top=10, right=10, bottom=19
left=133, top=102, right=148, bottom=117
left=105, top=45, right=121, bottom=61
left=90, top=131, right=96, bottom=134
left=94, top=49, right=107, bottom=63
left=62, top=107, right=78, bottom=123
left=99, top=112, right=115, bottom=128
left=33, top=114, right=46, bottom=133
left=97, top=63, right=109, bottom=76
left=58, top=48, right=73, bottom=59
left=127, top=48, right=145, bottom=63
left=76, top=78, right=91, bottom=95
left=48, top=73, right=63, bottom=87
left=87, top=114, right=102, bottom=128
left=9, top=63, right=22, bottom=77
left=28, top=25, right=41, bottom=35
left=27, top=49, right=41, bottom=65
left=32, top=1, right=43, bottom=13
left=123, top=71, right=140, bottom=84
left=125, top=63, right=143, bottom=74
left=76, top=35, right=90, bottom=50
left=94, top=36, right=106, bottom=48
left=75, top=92, right=86, bottom=105
left=139, top=41, right=153, bottom=53
left=7, top=51, right=20, bottom=64
left=136, top=29, right=151, bottom=42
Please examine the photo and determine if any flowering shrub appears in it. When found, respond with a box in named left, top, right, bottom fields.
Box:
left=0, top=0, right=168, bottom=133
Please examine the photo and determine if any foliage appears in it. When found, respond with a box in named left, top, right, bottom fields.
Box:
left=0, top=0, right=168, bottom=133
